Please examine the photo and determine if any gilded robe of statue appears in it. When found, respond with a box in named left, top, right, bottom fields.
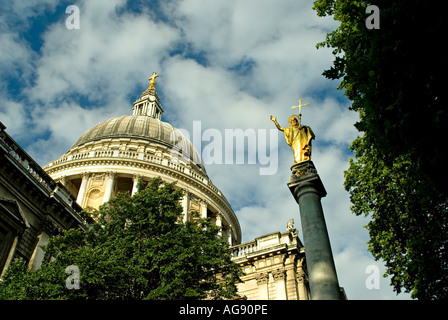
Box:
left=271, top=115, right=315, bottom=163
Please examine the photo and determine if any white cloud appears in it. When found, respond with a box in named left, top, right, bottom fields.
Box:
left=30, top=0, right=179, bottom=105
left=163, top=56, right=272, bottom=131
left=0, top=27, right=34, bottom=140
left=0, top=31, right=34, bottom=82
left=0, top=99, right=28, bottom=139
left=162, top=0, right=340, bottom=106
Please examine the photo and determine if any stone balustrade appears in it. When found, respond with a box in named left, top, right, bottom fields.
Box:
left=44, top=148, right=223, bottom=197
left=231, top=240, right=258, bottom=258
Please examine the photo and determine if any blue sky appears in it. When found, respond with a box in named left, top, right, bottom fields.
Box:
left=0, top=0, right=411, bottom=299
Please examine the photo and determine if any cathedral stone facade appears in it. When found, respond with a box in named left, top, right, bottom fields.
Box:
left=0, top=122, right=86, bottom=275
left=231, top=228, right=310, bottom=300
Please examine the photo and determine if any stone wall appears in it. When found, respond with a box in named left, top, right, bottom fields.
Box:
left=231, top=231, right=310, bottom=300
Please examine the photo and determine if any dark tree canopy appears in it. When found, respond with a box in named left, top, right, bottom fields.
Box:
left=0, top=177, right=241, bottom=300
left=313, top=0, right=448, bottom=299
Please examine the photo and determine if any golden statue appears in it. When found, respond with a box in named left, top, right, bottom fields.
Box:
left=270, top=98, right=315, bottom=163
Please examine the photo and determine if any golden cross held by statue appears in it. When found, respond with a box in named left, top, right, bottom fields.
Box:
left=291, top=98, right=309, bottom=125
left=291, top=98, right=309, bottom=115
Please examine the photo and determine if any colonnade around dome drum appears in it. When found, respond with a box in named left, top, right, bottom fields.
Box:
left=55, top=171, right=236, bottom=245
left=44, top=136, right=241, bottom=246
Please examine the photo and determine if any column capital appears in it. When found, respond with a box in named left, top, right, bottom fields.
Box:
left=256, top=272, right=269, bottom=285
left=272, top=268, right=286, bottom=281
left=132, top=174, right=142, bottom=181
left=81, top=172, right=91, bottom=179
left=296, top=266, right=308, bottom=284
left=287, top=160, right=326, bottom=200
left=105, top=171, right=117, bottom=179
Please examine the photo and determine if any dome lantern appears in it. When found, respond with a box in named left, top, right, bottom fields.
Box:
left=132, top=72, right=164, bottom=119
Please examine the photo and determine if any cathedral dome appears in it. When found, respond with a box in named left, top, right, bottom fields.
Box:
left=73, top=115, right=172, bottom=148
left=71, top=114, right=204, bottom=172
left=43, top=73, right=241, bottom=245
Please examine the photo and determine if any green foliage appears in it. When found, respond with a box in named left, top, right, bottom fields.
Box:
left=0, top=177, right=241, bottom=300
left=344, top=137, right=448, bottom=299
left=313, top=0, right=448, bottom=299
left=313, top=0, right=447, bottom=189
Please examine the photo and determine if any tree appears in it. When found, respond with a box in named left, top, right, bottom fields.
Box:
left=313, top=0, right=448, bottom=299
left=0, top=177, right=241, bottom=300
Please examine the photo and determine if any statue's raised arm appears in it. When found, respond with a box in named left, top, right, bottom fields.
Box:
left=270, top=115, right=284, bottom=131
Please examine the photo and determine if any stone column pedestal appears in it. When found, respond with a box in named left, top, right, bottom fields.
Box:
left=287, top=160, right=342, bottom=300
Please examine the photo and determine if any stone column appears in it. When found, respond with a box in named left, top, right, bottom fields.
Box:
left=256, top=273, right=269, bottom=300
left=200, top=200, right=208, bottom=219
left=181, top=191, right=190, bottom=222
left=296, top=265, right=309, bottom=300
left=215, top=212, right=223, bottom=236
left=0, top=236, right=18, bottom=277
left=287, top=160, right=341, bottom=300
left=284, top=255, right=299, bottom=300
left=227, top=226, right=233, bottom=246
left=102, top=172, right=117, bottom=204
left=76, top=172, right=90, bottom=206
left=28, top=231, right=50, bottom=271
left=132, top=174, right=141, bottom=196
left=28, top=217, right=58, bottom=271
left=272, top=268, right=287, bottom=300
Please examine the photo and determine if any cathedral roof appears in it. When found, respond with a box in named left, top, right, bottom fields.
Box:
left=74, top=115, right=171, bottom=148
left=70, top=114, right=204, bottom=171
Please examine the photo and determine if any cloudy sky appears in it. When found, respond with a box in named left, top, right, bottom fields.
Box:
left=0, top=0, right=411, bottom=299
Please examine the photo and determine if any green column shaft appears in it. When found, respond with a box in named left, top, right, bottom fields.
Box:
left=288, top=161, right=342, bottom=300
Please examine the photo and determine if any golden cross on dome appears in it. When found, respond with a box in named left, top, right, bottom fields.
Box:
left=148, top=72, right=159, bottom=90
